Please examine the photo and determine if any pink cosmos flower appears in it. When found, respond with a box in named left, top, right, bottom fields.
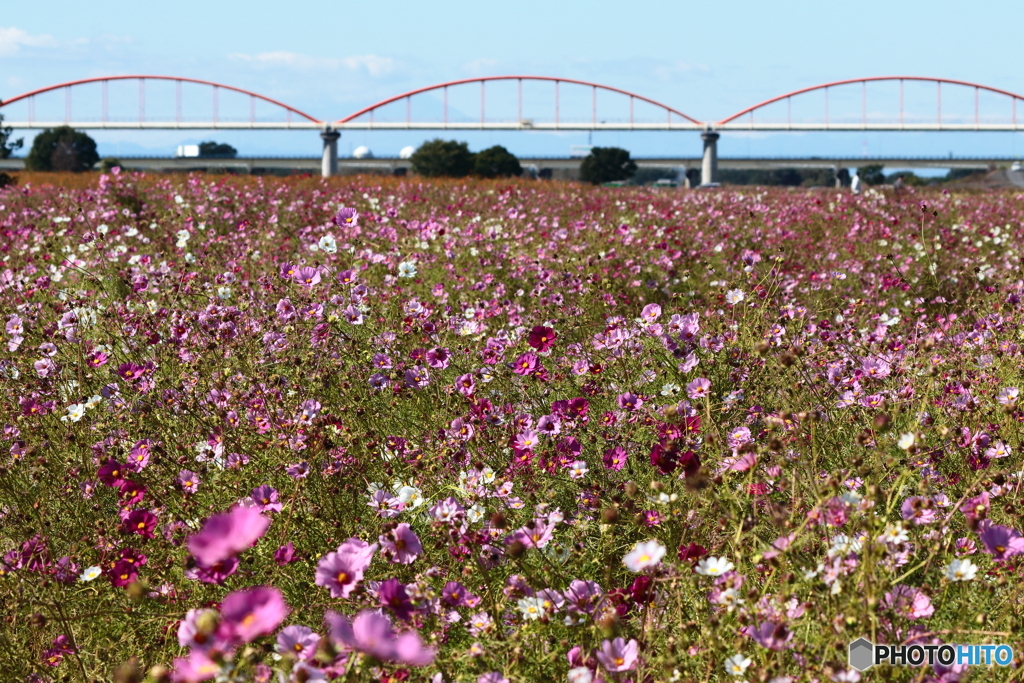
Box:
left=334, top=206, right=358, bottom=228
left=187, top=505, right=271, bottom=567
left=325, top=610, right=435, bottom=666
left=513, top=429, right=539, bottom=450
left=404, top=366, right=430, bottom=389
left=380, top=523, right=422, bottom=564
left=977, top=520, right=1024, bottom=561
left=511, top=352, right=539, bottom=375
left=455, top=373, right=476, bottom=395
left=274, top=542, right=296, bottom=565
left=686, top=377, right=711, bottom=400
left=295, top=266, right=321, bottom=287
left=744, top=621, right=794, bottom=650
left=617, top=392, right=643, bottom=411
left=35, top=358, right=58, bottom=378
left=450, top=417, right=474, bottom=441
left=603, top=446, right=628, bottom=471
left=277, top=624, right=320, bottom=660
left=171, top=649, right=220, bottom=682
left=251, top=485, right=283, bottom=513
left=126, top=439, right=152, bottom=471
left=881, top=584, right=935, bottom=620
left=640, top=303, right=662, bottom=323
left=426, top=347, right=451, bottom=369
left=900, top=496, right=936, bottom=525
left=536, top=414, right=561, bottom=435
left=177, top=608, right=222, bottom=652
left=314, top=538, right=377, bottom=598
left=595, top=637, right=639, bottom=672
left=219, top=586, right=290, bottom=644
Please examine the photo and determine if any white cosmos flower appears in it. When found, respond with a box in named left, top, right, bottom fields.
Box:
left=696, top=556, right=735, bottom=577
left=568, top=461, right=589, bottom=480
left=827, top=534, right=864, bottom=558
left=945, top=558, right=978, bottom=582
left=318, top=235, right=338, bottom=253
left=623, top=540, right=667, bottom=572
left=517, top=596, right=546, bottom=620
left=216, top=286, right=232, bottom=300
left=897, top=433, right=916, bottom=450
left=79, top=566, right=102, bottom=582
left=61, top=403, right=86, bottom=422
left=398, top=261, right=418, bottom=278
left=567, top=667, right=593, bottom=683
left=725, top=289, right=745, bottom=305
left=724, top=654, right=752, bottom=676
left=397, top=485, right=425, bottom=509
left=880, top=522, right=909, bottom=545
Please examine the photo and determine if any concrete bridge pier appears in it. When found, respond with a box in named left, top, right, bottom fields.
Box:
left=701, top=131, right=720, bottom=185
left=321, top=129, right=341, bottom=177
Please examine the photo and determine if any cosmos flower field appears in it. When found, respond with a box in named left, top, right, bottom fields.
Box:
left=2, top=170, right=1024, bottom=683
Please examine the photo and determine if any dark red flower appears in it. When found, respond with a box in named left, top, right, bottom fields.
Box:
left=528, top=326, right=557, bottom=352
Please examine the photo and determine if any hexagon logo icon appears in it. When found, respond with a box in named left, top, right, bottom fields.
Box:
left=849, top=638, right=875, bottom=671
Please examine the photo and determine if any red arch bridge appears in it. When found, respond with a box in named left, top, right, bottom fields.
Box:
left=2, top=74, right=1023, bottom=183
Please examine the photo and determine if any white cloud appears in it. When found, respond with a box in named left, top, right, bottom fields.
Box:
left=653, top=61, right=710, bottom=81
left=230, top=51, right=395, bottom=77
left=462, top=58, right=499, bottom=75
left=0, top=26, right=58, bottom=56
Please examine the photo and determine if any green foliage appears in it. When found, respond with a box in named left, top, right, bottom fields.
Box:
left=0, top=110, right=23, bottom=159
left=858, top=164, right=886, bottom=186
left=410, top=139, right=474, bottom=177
left=579, top=146, right=637, bottom=185
left=944, top=168, right=988, bottom=182
left=99, top=158, right=123, bottom=173
left=25, top=126, right=99, bottom=172
left=472, top=145, right=522, bottom=178
left=718, top=168, right=841, bottom=187
left=198, top=141, right=238, bottom=158
left=629, top=167, right=679, bottom=186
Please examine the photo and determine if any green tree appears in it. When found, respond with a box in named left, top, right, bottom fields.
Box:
left=410, top=139, right=474, bottom=178
left=858, top=164, right=886, bottom=186
left=198, top=141, right=238, bottom=158
left=0, top=110, right=23, bottom=159
left=25, top=126, right=99, bottom=172
left=473, top=145, right=522, bottom=178
left=580, top=147, right=637, bottom=185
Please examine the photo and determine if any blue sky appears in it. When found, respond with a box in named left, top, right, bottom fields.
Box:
left=3, top=0, right=1023, bottom=163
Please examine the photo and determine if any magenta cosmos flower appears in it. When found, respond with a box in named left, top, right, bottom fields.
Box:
left=325, top=610, right=435, bottom=666
left=528, top=325, right=557, bottom=352
left=187, top=505, right=271, bottom=567
left=219, top=586, right=290, bottom=644
left=595, top=637, right=639, bottom=672
left=315, top=537, right=377, bottom=598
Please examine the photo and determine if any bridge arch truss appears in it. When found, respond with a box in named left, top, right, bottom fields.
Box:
left=716, top=76, right=1024, bottom=131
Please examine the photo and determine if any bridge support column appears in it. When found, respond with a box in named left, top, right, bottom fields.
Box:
left=321, top=129, right=341, bottom=178
left=701, top=131, right=719, bottom=186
